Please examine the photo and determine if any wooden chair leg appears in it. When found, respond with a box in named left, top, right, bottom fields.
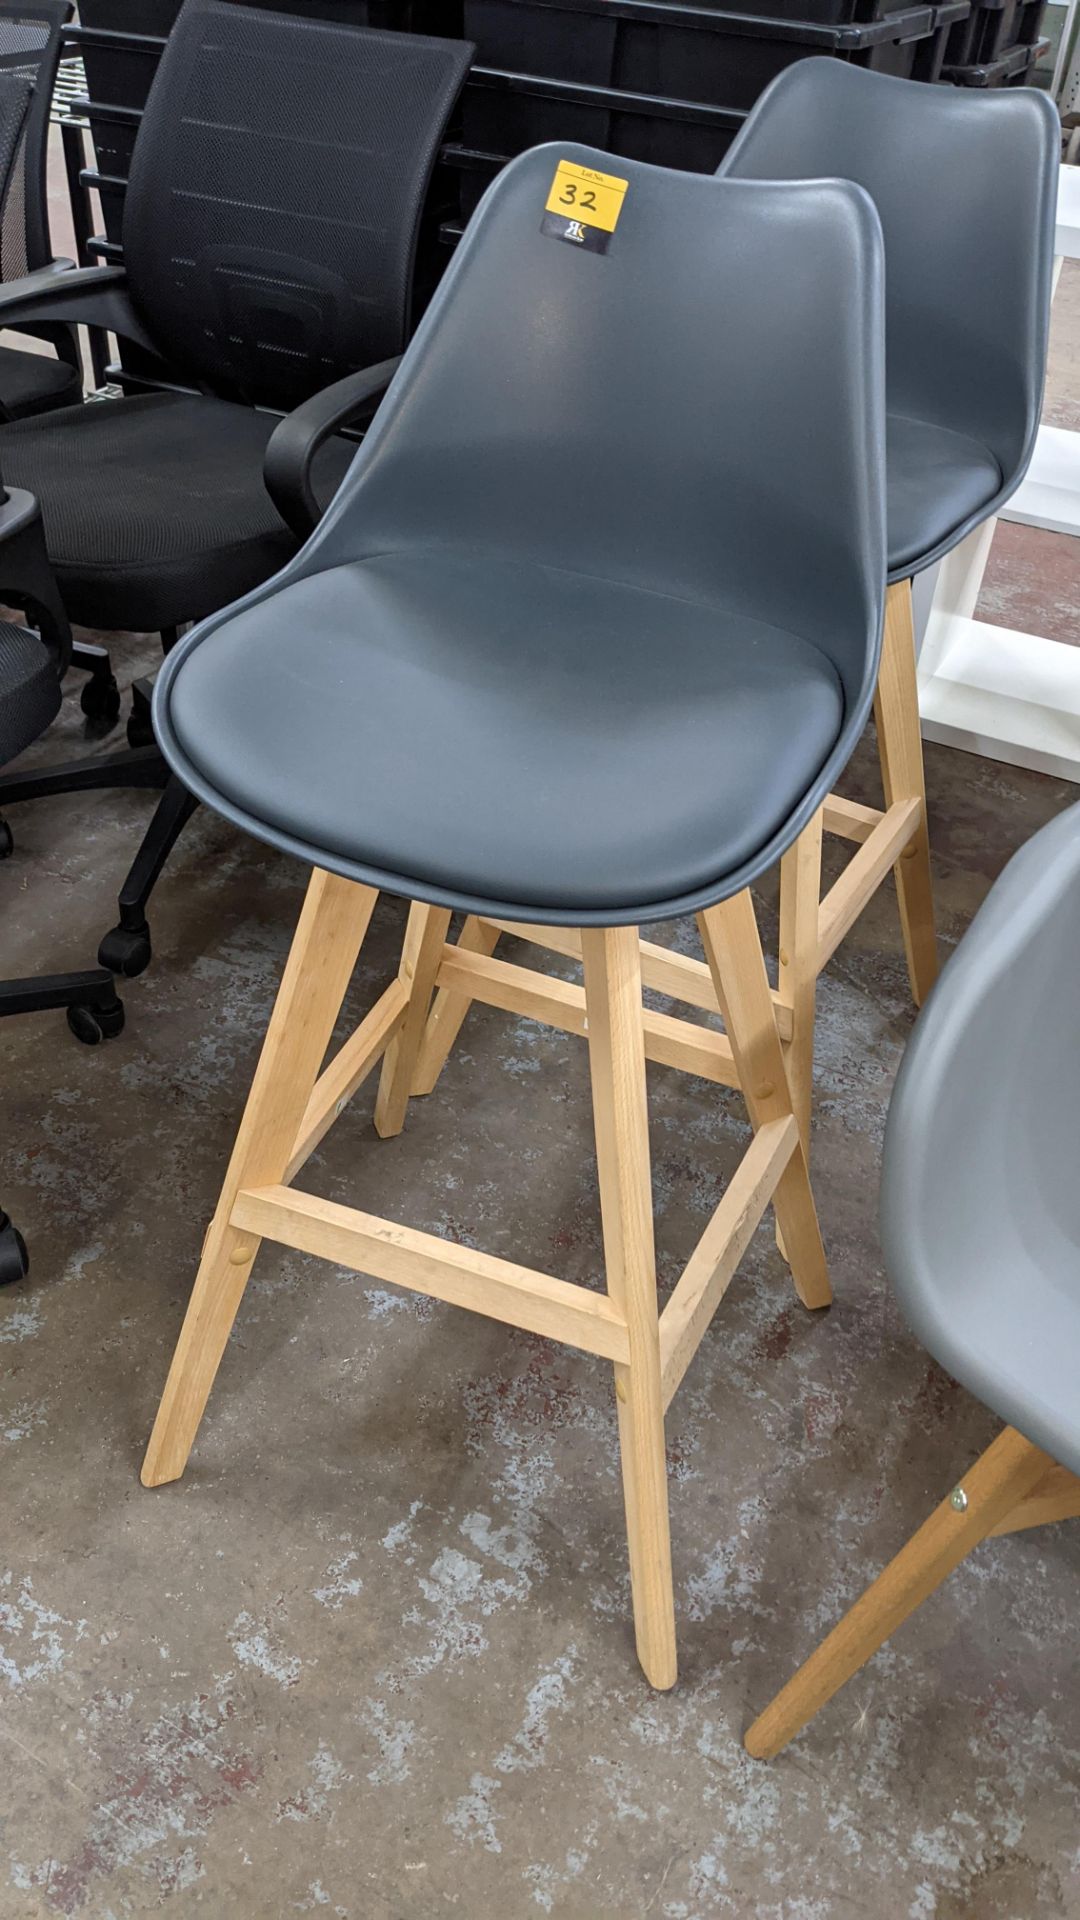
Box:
left=777, top=808, right=823, bottom=1158
left=141, top=870, right=378, bottom=1489
left=745, top=1427, right=1054, bottom=1759
left=582, top=925, right=677, bottom=1691
left=374, top=901, right=453, bottom=1138
left=411, top=915, right=500, bottom=1096
left=698, top=891, right=831, bottom=1311
left=875, top=579, right=939, bottom=1007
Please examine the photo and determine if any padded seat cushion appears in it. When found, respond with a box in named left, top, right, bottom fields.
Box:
left=0, top=392, right=358, bottom=632
left=164, top=550, right=846, bottom=919
left=887, top=413, right=1002, bottom=579
left=0, top=343, right=83, bottom=421
left=0, top=619, right=60, bottom=765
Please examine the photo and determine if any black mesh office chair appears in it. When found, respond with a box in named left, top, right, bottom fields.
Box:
left=0, top=1, right=82, bottom=423
left=0, top=469, right=125, bottom=1281
left=0, top=0, right=471, bottom=979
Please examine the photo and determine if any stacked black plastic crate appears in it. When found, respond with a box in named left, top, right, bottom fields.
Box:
left=942, top=0, right=1048, bottom=86
left=447, top=0, right=971, bottom=231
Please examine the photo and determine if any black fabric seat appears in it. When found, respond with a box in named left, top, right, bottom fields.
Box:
left=167, top=551, right=845, bottom=915
left=0, top=392, right=357, bottom=630
left=887, top=414, right=1001, bottom=579
left=0, top=342, right=82, bottom=420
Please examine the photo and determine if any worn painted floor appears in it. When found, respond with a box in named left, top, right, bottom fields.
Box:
left=1, top=230, right=1079, bottom=1920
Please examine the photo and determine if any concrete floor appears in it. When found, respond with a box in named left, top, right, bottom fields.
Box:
left=2, top=211, right=1080, bottom=1920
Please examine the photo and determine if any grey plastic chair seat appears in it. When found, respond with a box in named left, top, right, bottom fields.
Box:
left=166, top=550, right=846, bottom=919
left=881, top=801, right=1080, bottom=1478
left=887, top=415, right=1001, bottom=579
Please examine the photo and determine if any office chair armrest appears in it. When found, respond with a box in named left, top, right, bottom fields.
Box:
left=0, top=483, right=72, bottom=678
left=264, top=356, right=402, bottom=540
left=0, top=262, right=161, bottom=358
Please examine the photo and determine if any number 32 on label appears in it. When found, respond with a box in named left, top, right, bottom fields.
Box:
left=544, top=160, right=628, bottom=237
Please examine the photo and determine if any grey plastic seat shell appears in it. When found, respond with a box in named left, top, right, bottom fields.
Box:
left=153, top=142, right=887, bottom=927
left=718, top=60, right=1059, bottom=584
left=880, top=801, right=1080, bottom=1480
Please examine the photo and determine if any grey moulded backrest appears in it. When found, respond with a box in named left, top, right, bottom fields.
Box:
left=880, top=802, right=1080, bottom=1477
left=298, top=143, right=887, bottom=755
left=719, top=61, right=1059, bottom=556
left=121, top=0, right=472, bottom=411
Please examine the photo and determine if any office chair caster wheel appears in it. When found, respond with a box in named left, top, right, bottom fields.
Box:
left=81, top=671, right=121, bottom=726
left=0, top=816, right=12, bottom=860
left=66, top=994, right=125, bottom=1045
left=0, top=1213, right=29, bottom=1287
left=98, top=922, right=152, bottom=977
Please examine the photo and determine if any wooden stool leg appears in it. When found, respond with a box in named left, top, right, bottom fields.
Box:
left=411, top=915, right=500, bottom=1096
left=875, top=579, right=939, bottom=1007
left=699, top=891, right=831, bottom=1311
left=142, top=871, right=378, bottom=1488
left=777, top=807, right=823, bottom=1158
left=374, top=902, right=453, bottom=1138
left=745, top=1427, right=1053, bottom=1759
left=582, top=925, right=677, bottom=1691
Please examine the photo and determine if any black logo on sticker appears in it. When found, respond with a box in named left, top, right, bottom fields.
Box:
left=541, top=212, right=612, bottom=255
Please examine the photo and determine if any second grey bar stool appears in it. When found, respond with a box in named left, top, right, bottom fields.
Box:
left=746, top=800, right=1080, bottom=1756
left=715, top=60, right=1060, bottom=1147
left=139, top=144, right=887, bottom=1686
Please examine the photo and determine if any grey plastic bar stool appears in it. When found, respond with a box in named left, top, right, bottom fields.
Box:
left=711, top=60, right=1060, bottom=1150
left=746, top=800, right=1080, bottom=1756
left=139, top=144, right=887, bottom=1687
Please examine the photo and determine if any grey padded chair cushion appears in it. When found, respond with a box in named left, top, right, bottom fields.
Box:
left=0, top=617, right=60, bottom=763
left=0, top=391, right=358, bottom=631
left=880, top=802, right=1080, bottom=1478
left=719, top=59, right=1058, bottom=582
left=167, top=550, right=845, bottom=916
left=887, top=416, right=1001, bottom=579
left=155, top=144, right=886, bottom=925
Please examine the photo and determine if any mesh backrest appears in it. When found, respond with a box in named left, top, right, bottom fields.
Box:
left=0, top=2, right=71, bottom=277
left=0, top=71, right=31, bottom=280
left=122, top=0, right=471, bottom=409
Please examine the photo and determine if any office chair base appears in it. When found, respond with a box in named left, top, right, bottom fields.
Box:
left=0, top=1212, right=29, bottom=1288
left=140, top=869, right=832, bottom=1688
left=0, top=743, right=169, bottom=808
left=0, top=968, right=125, bottom=1045
left=0, top=813, right=11, bottom=859
left=743, top=1427, right=1080, bottom=1759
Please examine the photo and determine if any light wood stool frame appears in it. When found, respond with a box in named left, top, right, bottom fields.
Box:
left=142, top=870, right=832, bottom=1689
left=744, top=1426, right=1080, bottom=1758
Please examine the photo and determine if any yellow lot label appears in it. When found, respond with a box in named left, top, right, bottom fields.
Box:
left=544, top=159, right=629, bottom=234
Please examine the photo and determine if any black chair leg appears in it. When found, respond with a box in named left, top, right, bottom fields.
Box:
left=0, top=743, right=169, bottom=808
left=98, top=776, right=200, bottom=977
left=0, top=968, right=125, bottom=1044
left=0, top=1209, right=29, bottom=1287
left=0, top=809, right=11, bottom=859
left=71, top=639, right=121, bottom=727
left=126, top=676, right=156, bottom=750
